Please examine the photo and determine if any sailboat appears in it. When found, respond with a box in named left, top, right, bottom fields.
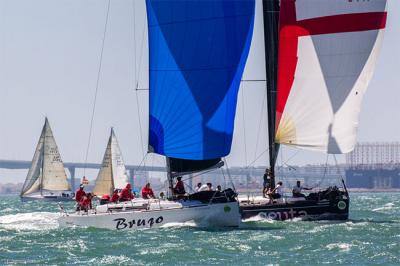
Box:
left=20, top=118, right=73, bottom=201
left=58, top=0, right=256, bottom=229
left=239, top=0, right=388, bottom=220
left=92, top=128, right=129, bottom=197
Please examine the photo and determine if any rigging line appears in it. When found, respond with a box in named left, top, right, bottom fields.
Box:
left=241, top=85, right=248, bottom=167
left=83, top=0, right=111, bottom=176
left=246, top=148, right=270, bottom=168
left=281, top=149, right=300, bottom=168
left=132, top=0, right=137, bottom=86
left=253, top=88, right=267, bottom=162
left=315, top=154, right=330, bottom=188
left=135, top=90, right=146, bottom=162
left=133, top=152, right=149, bottom=173
left=135, top=13, right=147, bottom=89
left=333, top=154, right=345, bottom=180
left=223, top=158, right=236, bottom=192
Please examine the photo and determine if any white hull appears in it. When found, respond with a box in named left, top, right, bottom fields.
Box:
left=21, top=192, right=74, bottom=202
left=58, top=200, right=240, bottom=230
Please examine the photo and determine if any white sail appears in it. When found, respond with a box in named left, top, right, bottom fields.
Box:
left=92, top=128, right=128, bottom=196
left=275, top=0, right=388, bottom=154
left=110, top=129, right=129, bottom=190
left=21, top=118, right=70, bottom=197
left=20, top=125, right=45, bottom=196
left=41, top=119, right=71, bottom=191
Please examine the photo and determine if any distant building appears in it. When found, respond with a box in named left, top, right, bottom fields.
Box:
left=346, top=142, right=400, bottom=188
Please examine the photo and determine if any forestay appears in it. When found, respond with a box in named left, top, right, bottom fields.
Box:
left=275, top=0, right=387, bottom=154
left=146, top=0, right=255, bottom=160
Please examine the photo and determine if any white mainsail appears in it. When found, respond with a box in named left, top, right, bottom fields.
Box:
left=41, top=119, right=71, bottom=191
left=21, top=118, right=71, bottom=197
left=92, top=128, right=128, bottom=196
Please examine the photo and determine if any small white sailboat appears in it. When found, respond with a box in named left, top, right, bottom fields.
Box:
left=20, top=118, right=73, bottom=201
left=92, top=128, right=129, bottom=197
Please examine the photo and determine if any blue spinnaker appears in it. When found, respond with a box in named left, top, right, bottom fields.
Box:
left=147, top=0, right=255, bottom=160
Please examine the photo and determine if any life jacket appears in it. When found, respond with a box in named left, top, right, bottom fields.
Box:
left=119, top=188, right=134, bottom=201
left=174, top=181, right=185, bottom=194
left=75, top=189, right=86, bottom=202
left=141, top=187, right=154, bottom=199
left=80, top=196, right=92, bottom=209
left=110, top=193, right=119, bottom=203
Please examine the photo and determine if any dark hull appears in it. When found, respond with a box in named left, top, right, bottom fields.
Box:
left=240, top=196, right=349, bottom=221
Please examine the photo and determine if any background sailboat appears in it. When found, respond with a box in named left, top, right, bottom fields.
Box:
left=92, top=128, right=129, bottom=196
left=240, top=0, right=388, bottom=220
left=20, top=118, right=73, bottom=201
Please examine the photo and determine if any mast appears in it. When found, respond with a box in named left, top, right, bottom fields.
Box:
left=262, top=0, right=280, bottom=188
left=166, top=157, right=174, bottom=199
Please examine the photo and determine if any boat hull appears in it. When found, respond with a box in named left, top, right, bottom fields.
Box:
left=240, top=197, right=349, bottom=221
left=21, top=192, right=74, bottom=202
left=58, top=201, right=240, bottom=230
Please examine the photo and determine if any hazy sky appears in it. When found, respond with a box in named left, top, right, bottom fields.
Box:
left=0, top=0, right=399, bottom=183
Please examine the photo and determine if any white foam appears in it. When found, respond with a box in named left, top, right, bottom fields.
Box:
left=0, top=208, right=14, bottom=213
left=326, top=243, right=353, bottom=252
left=372, top=202, right=398, bottom=212
left=242, top=215, right=275, bottom=224
left=0, top=212, right=59, bottom=231
left=99, top=255, right=132, bottom=265
left=160, top=221, right=197, bottom=228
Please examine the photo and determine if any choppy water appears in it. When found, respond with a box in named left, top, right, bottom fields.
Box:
left=0, top=193, right=399, bottom=265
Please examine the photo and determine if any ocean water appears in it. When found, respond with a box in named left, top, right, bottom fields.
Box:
left=0, top=193, right=399, bottom=265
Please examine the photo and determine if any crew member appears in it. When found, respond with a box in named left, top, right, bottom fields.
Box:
left=110, top=189, right=119, bottom=203
left=141, top=183, right=155, bottom=199
left=198, top=182, right=212, bottom=192
left=119, top=183, right=134, bottom=202
left=195, top=183, right=202, bottom=192
left=75, top=185, right=86, bottom=203
left=263, top=168, right=272, bottom=198
left=267, top=181, right=283, bottom=203
left=173, top=176, right=186, bottom=195
left=79, top=193, right=93, bottom=212
left=292, top=180, right=312, bottom=198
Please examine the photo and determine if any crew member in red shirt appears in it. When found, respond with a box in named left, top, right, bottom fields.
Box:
left=174, top=176, right=186, bottom=195
left=75, top=185, right=86, bottom=204
left=79, top=193, right=93, bottom=212
left=119, top=183, right=134, bottom=202
left=110, top=189, right=119, bottom=203
left=141, top=183, right=155, bottom=199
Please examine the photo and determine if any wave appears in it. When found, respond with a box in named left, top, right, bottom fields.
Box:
left=0, top=212, right=59, bottom=231
left=242, top=215, right=276, bottom=224
left=326, top=242, right=353, bottom=252
left=160, top=221, right=197, bottom=229
left=372, top=202, right=399, bottom=212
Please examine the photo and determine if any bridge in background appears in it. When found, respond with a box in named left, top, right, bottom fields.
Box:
left=0, top=159, right=167, bottom=191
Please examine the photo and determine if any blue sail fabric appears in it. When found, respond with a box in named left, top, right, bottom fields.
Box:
left=147, top=0, right=255, bottom=160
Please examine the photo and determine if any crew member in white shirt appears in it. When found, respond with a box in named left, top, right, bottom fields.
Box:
left=292, top=180, right=312, bottom=198
left=267, top=181, right=283, bottom=203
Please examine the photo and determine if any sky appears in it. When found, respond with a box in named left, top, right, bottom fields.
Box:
left=0, top=0, right=399, bottom=183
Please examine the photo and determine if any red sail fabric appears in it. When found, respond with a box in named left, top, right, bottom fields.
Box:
left=275, top=0, right=387, bottom=154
